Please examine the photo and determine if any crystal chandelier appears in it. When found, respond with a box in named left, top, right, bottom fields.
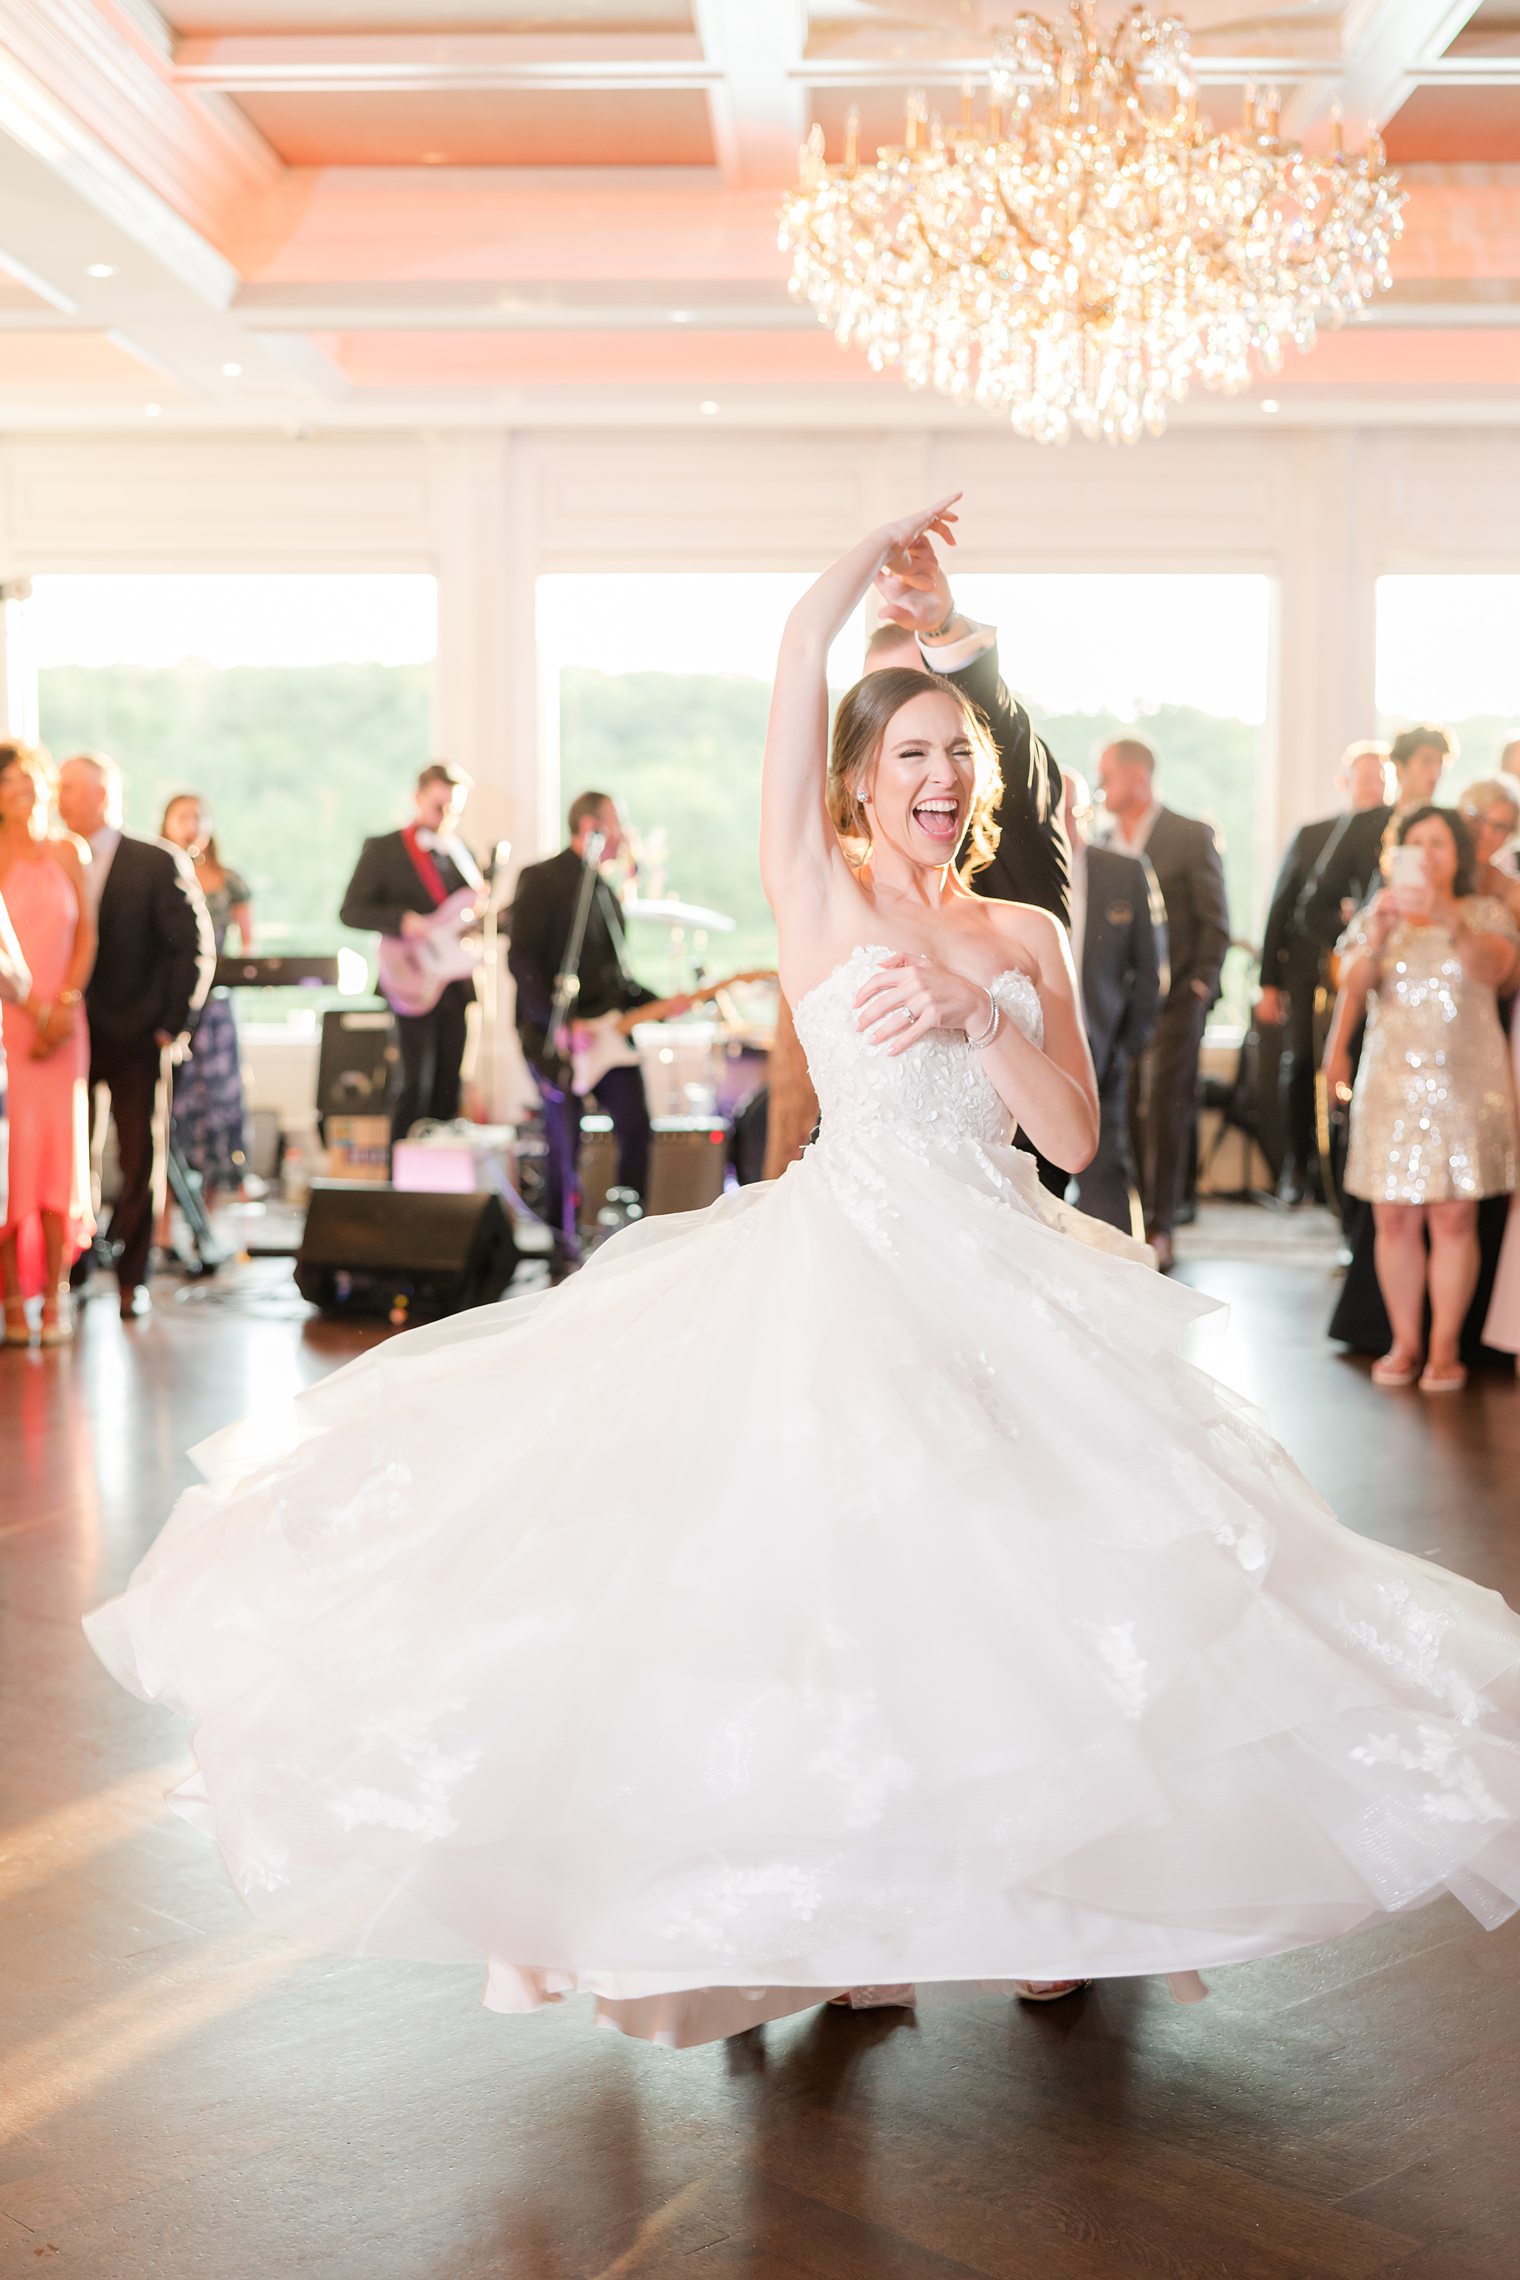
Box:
left=778, top=5, right=1404, bottom=444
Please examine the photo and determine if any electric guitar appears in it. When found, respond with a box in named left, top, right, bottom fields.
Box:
left=566, top=970, right=776, bottom=1096
left=377, top=887, right=486, bottom=1018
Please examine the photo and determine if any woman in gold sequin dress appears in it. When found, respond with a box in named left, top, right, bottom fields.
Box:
left=1325, top=805, right=1520, bottom=1394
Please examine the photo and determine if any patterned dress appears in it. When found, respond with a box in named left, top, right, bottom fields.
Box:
left=1341, top=897, right=1520, bottom=1204
left=171, top=870, right=250, bottom=1192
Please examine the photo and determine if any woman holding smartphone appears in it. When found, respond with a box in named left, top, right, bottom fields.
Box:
left=1324, top=805, right=1520, bottom=1391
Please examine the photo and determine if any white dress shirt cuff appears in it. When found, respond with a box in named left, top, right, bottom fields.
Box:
left=918, top=620, right=995, bottom=676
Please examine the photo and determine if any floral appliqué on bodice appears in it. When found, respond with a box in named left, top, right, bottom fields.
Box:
left=793, top=944, right=1042, bottom=1157
left=792, top=946, right=1043, bottom=1252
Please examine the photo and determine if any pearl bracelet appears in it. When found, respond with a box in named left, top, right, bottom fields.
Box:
left=965, top=987, right=1001, bottom=1049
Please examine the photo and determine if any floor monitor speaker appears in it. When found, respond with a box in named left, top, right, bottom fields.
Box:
left=295, top=1184, right=518, bottom=1322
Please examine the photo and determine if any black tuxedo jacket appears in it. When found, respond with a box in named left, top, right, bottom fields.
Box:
left=1259, top=814, right=1340, bottom=988
left=339, top=828, right=473, bottom=940
left=507, top=846, right=655, bottom=1071
left=1134, top=807, right=1230, bottom=1010
left=1080, top=843, right=1167, bottom=1088
left=942, top=642, right=1071, bottom=926
left=1295, top=803, right=1395, bottom=957
left=88, top=832, right=214, bottom=1045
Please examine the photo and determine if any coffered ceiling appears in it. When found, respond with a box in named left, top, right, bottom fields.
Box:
left=0, top=0, right=1517, bottom=429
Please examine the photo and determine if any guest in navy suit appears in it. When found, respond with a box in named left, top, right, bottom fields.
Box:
left=1062, top=771, right=1166, bottom=1237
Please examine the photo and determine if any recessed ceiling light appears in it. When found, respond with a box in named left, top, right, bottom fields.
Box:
left=85, top=263, right=117, bottom=279
left=670, top=310, right=693, bottom=324
left=698, top=399, right=719, bottom=415
left=1260, top=398, right=1281, bottom=414
left=420, top=151, right=447, bottom=165
left=221, top=361, right=243, bottom=377
left=143, top=402, right=162, bottom=417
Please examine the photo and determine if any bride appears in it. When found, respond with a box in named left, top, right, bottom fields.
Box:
left=87, top=500, right=1520, bottom=2050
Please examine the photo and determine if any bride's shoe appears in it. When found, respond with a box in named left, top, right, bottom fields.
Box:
left=1371, top=1350, right=1422, bottom=1388
left=1012, top=1979, right=1092, bottom=2001
left=827, top=1985, right=916, bottom=2010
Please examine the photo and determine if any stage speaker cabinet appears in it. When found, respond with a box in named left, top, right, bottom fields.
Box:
left=317, top=1008, right=398, bottom=1119
left=579, top=1115, right=729, bottom=1221
left=295, top=1184, right=518, bottom=1322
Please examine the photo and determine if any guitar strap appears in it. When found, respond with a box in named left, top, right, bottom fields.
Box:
left=596, top=876, right=637, bottom=988
left=401, top=824, right=450, bottom=908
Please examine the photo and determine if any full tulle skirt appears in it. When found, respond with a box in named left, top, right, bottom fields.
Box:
left=86, top=1135, right=1520, bottom=2046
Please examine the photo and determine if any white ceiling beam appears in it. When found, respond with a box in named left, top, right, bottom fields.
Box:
left=692, top=0, right=810, bottom=190
left=798, top=54, right=1344, bottom=85
left=171, top=33, right=714, bottom=95
left=235, top=279, right=809, bottom=332
left=0, top=53, right=324, bottom=410
left=0, top=0, right=280, bottom=246
left=1286, top=0, right=1485, bottom=138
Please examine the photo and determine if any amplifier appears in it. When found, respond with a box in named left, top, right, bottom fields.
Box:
left=580, top=1115, right=729, bottom=1221
left=317, top=1008, right=398, bottom=1118
left=295, top=1185, right=518, bottom=1323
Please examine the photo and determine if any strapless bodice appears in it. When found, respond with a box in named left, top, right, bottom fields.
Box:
left=792, top=943, right=1043, bottom=1161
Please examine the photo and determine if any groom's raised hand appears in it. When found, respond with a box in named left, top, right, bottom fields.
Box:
left=874, top=536, right=957, bottom=637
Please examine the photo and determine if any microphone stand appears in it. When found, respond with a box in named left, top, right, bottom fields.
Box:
left=541, top=830, right=607, bottom=1253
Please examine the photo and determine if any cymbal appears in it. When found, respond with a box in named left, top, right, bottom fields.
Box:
left=622, top=897, right=737, bottom=933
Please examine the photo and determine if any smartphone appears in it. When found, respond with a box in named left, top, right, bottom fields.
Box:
left=1387, top=844, right=1427, bottom=891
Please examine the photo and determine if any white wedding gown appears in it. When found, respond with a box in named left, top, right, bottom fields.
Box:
left=87, top=945, right=1520, bottom=2047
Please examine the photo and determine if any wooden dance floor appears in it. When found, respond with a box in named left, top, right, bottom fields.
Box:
left=4, top=1243, right=1520, bottom=2279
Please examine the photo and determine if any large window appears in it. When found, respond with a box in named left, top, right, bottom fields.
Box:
left=1376, top=576, right=1520, bottom=789
left=541, top=570, right=1270, bottom=1018
left=33, top=573, right=437, bottom=1022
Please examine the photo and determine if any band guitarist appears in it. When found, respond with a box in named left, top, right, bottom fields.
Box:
left=339, top=762, right=483, bottom=1146
left=508, top=790, right=689, bottom=1242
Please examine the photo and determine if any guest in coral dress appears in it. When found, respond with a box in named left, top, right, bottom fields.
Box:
left=0, top=741, right=96, bottom=1347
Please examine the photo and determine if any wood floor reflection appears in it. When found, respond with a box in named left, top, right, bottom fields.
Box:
left=3, top=1249, right=1520, bottom=2279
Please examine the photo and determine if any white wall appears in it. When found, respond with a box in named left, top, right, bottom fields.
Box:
left=4, top=421, right=1520, bottom=923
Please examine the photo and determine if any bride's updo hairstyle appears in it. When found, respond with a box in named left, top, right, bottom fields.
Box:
left=827, top=666, right=1003, bottom=881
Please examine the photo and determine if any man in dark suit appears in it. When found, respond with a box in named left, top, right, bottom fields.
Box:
left=1294, top=725, right=1452, bottom=962
left=56, top=753, right=214, bottom=1320
left=508, top=791, right=684, bottom=1244
left=1256, top=741, right=1391, bottom=1203
left=339, top=762, right=483, bottom=1146
left=1061, top=771, right=1166, bottom=1236
left=1097, top=739, right=1230, bottom=1271
left=868, top=541, right=1069, bottom=926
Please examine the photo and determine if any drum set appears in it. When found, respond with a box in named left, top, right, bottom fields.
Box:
left=618, top=894, right=777, bottom=1126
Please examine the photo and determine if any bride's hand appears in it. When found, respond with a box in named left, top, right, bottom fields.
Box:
left=855, top=951, right=991, bottom=1056
left=878, top=495, right=961, bottom=576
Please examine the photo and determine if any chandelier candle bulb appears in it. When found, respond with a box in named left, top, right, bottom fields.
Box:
left=777, top=0, right=1404, bottom=445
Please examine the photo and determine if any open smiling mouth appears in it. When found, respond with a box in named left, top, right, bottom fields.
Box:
left=912, top=798, right=962, bottom=843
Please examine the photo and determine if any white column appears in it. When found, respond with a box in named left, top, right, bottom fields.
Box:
left=0, top=578, right=39, bottom=743
left=428, top=433, right=544, bottom=1121
left=1271, top=429, right=1378, bottom=851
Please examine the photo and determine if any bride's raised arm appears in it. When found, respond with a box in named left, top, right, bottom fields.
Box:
left=759, top=496, right=960, bottom=920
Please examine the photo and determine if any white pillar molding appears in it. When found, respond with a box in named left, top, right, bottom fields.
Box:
left=0, top=577, right=39, bottom=743
left=1271, top=428, right=1378, bottom=858
left=427, top=431, right=544, bottom=1120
